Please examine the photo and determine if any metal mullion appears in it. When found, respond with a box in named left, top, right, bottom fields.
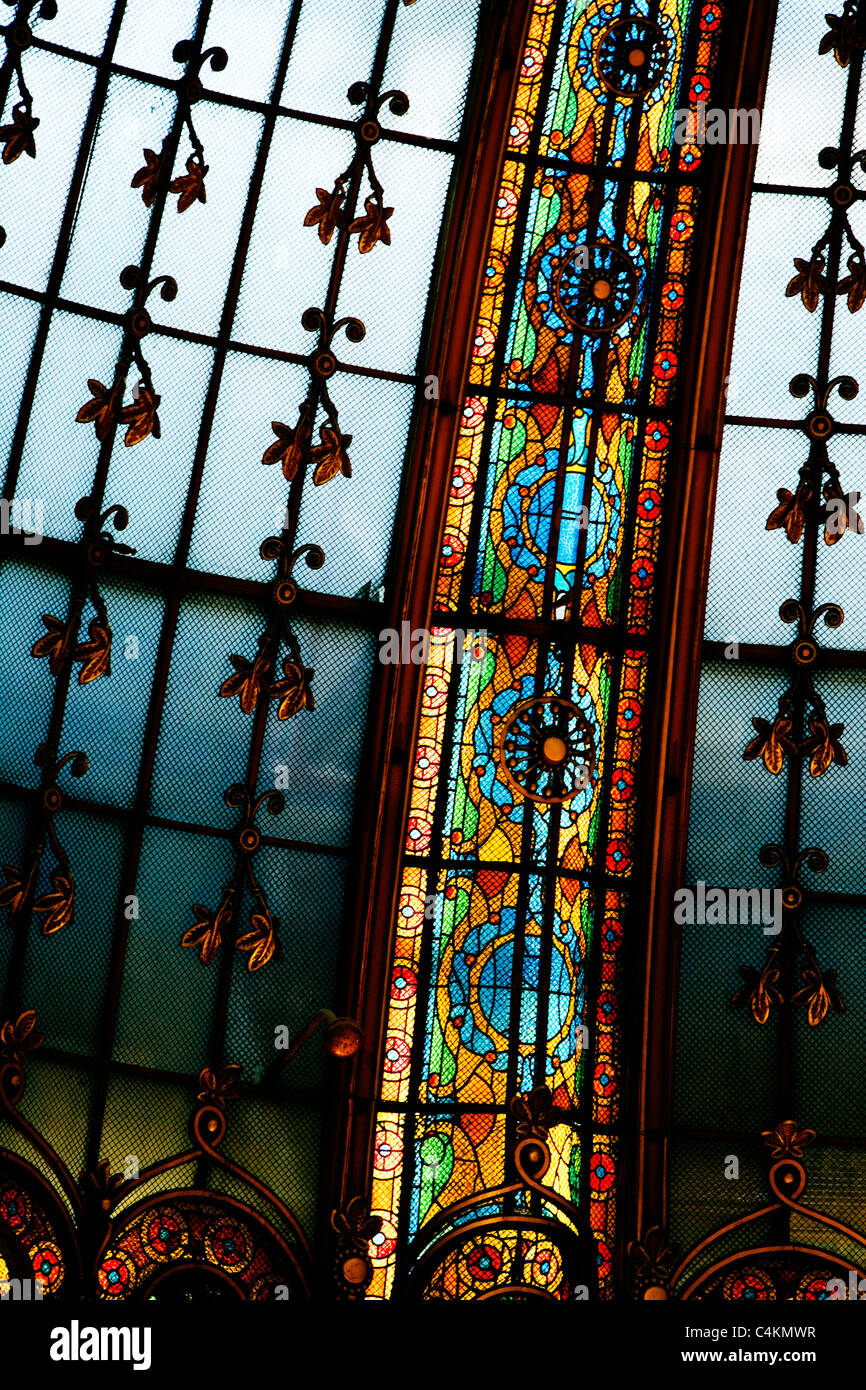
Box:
left=753, top=182, right=839, bottom=198
left=0, top=529, right=387, bottom=626
left=197, top=0, right=409, bottom=1192
left=776, top=40, right=864, bottom=1127
left=75, top=0, right=215, bottom=1170
left=0, top=780, right=352, bottom=850
left=28, top=34, right=461, bottom=157
left=724, top=413, right=866, bottom=434
left=85, top=0, right=308, bottom=1173
left=37, top=1045, right=326, bottom=1105
left=702, top=639, right=866, bottom=669
left=1, top=0, right=128, bottom=509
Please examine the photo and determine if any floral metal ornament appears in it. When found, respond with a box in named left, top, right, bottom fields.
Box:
left=761, top=1119, right=816, bottom=1160
left=743, top=600, right=846, bottom=778
left=787, top=148, right=866, bottom=312
left=262, top=307, right=364, bottom=488
left=197, top=1063, right=242, bottom=1110
left=219, top=536, right=322, bottom=720
left=331, top=1195, right=382, bottom=1299
left=0, top=746, right=88, bottom=937
left=182, top=783, right=286, bottom=972
left=31, top=497, right=135, bottom=686
left=819, top=3, right=866, bottom=66
left=510, top=1084, right=571, bottom=1139
left=0, top=0, right=56, bottom=167
left=733, top=844, right=843, bottom=1028
left=131, top=40, right=227, bottom=214
left=304, top=81, right=408, bottom=253
left=629, top=1226, right=678, bottom=1299
left=76, top=264, right=177, bottom=449
left=767, top=375, right=862, bottom=545
left=0, top=1008, right=43, bottom=1064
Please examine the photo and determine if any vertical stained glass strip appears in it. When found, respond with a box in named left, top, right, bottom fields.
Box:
left=370, top=0, right=724, bottom=1300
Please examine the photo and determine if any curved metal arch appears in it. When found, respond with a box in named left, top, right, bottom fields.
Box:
left=0, top=1148, right=84, bottom=1294
left=104, top=1186, right=311, bottom=1300
left=400, top=1211, right=598, bottom=1302
left=679, top=1244, right=866, bottom=1301
left=141, top=1259, right=247, bottom=1301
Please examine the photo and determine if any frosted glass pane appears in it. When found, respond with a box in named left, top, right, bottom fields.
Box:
left=203, top=0, right=293, bottom=103
left=754, top=0, right=850, bottom=189
left=726, top=193, right=825, bottom=421
left=114, top=0, right=202, bottom=79
left=335, top=142, right=454, bottom=374
left=15, top=311, right=123, bottom=540
left=687, top=663, right=789, bottom=889
left=61, top=74, right=177, bottom=313
left=151, top=102, right=265, bottom=338
left=281, top=0, right=387, bottom=117
left=0, top=563, right=68, bottom=787
left=0, top=49, right=95, bottom=291
left=294, top=375, right=414, bottom=597
left=381, top=0, right=481, bottom=143
left=188, top=352, right=310, bottom=577
left=232, top=118, right=352, bottom=353
left=101, top=335, right=215, bottom=564
left=704, top=426, right=804, bottom=646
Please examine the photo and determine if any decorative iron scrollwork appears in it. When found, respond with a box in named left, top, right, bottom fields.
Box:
left=743, top=600, right=846, bottom=778
left=304, top=81, right=409, bottom=253
left=131, top=40, right=228, bottom=214
left=761, top=1119, right=815, bottom=1160
left=0, top=746, right=88, bottom=937
left=629, top=1225, right=678, bottom=1299
left=262, top=307, right=364, bottom=488
left=181, top=782, right=286, bottom=971
left=819, top=3, right=866, bottom=67
left=331, top=1195, right=382, bottom=1299
left=0, top=1018, right=312, bottom=1298
left=767, top=375, right=862, bottom=544
left=31, top=497, right=135, bottom=686
left=0, top=0, right=56, bottom=169
left=732, top=845, right=843, bottom=1027
left=787, top=149, right=866, bottom=312
left=76, top=264, right=178, bottom=449
left=218, top=536, right=322, bottom=718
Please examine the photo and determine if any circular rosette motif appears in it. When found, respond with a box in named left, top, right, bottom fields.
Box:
left=524, top=1239, right=563, bottom=1293
left=595, top=16, right=671, bottom=97
left=140, top=1206, right=187, bottom=1263
left=796, top=1270, right=848, bottom=1300
left=369, top=1215, right=398, bottom=1263
left=0, top=1185, right=31, bottom=1234
left=498, top=696, right=595, bottom=803
left=373, top=1126, right=404, bottom=1174
left=722, top=1267, right=776, bottom=1300
left=30, top=1240, right=64, bottom=1294
left=555, top=243, right=639, bottom=335
left=98, top=1249, right=137, bottom=1299
left=463, top=1235, right=507, bottom=1288
left=204, top=1218, right=253, bottom=1276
